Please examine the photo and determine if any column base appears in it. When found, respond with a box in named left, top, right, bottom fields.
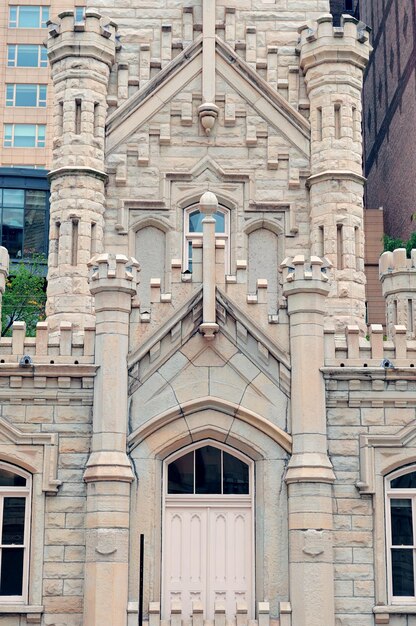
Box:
left=285, top=452, right=335, bottom=484
left=84, top=451, right=134, bottom=482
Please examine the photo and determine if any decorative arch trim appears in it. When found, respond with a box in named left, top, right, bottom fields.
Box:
left=128, top=396, right=292, bottom=457
left=244, top=218, right=284, bottom=236
left=131, top=216, right=172, bottom=234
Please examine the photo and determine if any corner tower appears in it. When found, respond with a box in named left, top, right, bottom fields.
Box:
left=300, top=15, right=371, bottom=331
left=46, top=10, right=117, bottom=331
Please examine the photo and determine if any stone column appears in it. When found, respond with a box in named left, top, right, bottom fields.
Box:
left=46, top=11, right=117, bottom=331
left=199, top=191, right=219, bottom=339
left=282, top=255, right=335, bottom=626
left=300, top=15, right=371, bottom=331
left=83, top=254, right=139, bottom=626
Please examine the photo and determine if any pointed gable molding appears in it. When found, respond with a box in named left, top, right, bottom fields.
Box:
left=358, top=422, right=416, bottom=494
left=106, top=36, right=310, bottom=157
left=0, top=417, right=61, bottom=494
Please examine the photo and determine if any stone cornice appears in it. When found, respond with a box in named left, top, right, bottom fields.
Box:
left=48, top=166, right=108, bottom=181
left=306, top=170, right=366, bottom=187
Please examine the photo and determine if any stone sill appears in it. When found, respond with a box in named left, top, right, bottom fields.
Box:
left=374, top=605, right=416, bottom=614
left=0, top=604, right=43, bottom=614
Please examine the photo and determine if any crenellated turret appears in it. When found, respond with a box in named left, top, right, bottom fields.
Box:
left=380, top=248, right=416, bottom=339
left=45, top=10, right=117, bottom=331
left=299, top=15, right=371, bottom=331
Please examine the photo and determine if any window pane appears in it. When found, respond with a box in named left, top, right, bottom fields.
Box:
left=195, top=446, right=221, bottom=494
left=391, top=499, right=413, bottom=545
left=391, top=472, right=416, bottom=489
left=0, top=548, right=24, bottom=595
left=2, top=498, right=25, bottom=545
left=8, top=7, right=17, bottom=27
left=7, top=46, right=16, bottom=67
left=40, top=47, right=48, bottom=67
left=16, top=45, right=39, bottom=67
left=168, top=451, right=194, bottom=494
left=26, top=190, right=46, bottom=211
left=3, top=189, right=24, bottom=209
left=188, top=210, right=225, bottom=233
left=14, top=85, right=38, bottom=107
left=189, top=210, right=204, bottom=233
left=213, top=211, right=225, bottom=233
left=41, top=7, right=49, bottom=27
left=3, top=209, right=24, bottom=258
left=18, top=6, right=40, bottom=28
left=392, top=548, right=414, bottom=596
left=24, top=207, right=46, bottom=255
left=13, top=125, right=36, bottom=148
left=0, top=469, right=26, bottom=487
left=5, top=85, right=14, bottom=106
left=223, top=452, right=249, bottom=494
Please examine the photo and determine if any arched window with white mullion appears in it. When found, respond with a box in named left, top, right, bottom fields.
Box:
left=183, top=205, right=230, bottom=273
left=386, top=465, right=416, bottom=603
left=0, top=462, right=31, bottom=603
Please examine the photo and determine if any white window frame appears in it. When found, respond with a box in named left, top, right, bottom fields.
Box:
left=386, top=466, right=416, bottom=605
left=183, top=205, right=230, bottom=273
left=3, top=124, right=46, bottom=148
left=0, top=462, right=31, bottom=604
left=6, top=84, right=47, bottom=108
left=8, top=6, right=49, bottom=29
left=7, top=45, right=48, bottom=68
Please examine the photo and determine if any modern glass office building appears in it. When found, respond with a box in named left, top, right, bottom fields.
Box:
left=0, top=167, right=49, bottom=264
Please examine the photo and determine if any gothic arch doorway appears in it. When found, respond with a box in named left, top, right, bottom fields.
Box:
left=162, top=441, right=254, bottom=620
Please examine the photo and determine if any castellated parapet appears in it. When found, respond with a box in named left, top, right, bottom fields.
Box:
left=380, top=248, right=416, bottom=339
left=46, top=11, right=117, bottom=332
left=300, top=15, right=371, bottom=332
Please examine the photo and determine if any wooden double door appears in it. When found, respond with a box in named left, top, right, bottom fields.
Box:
left=162, top=445, right=254, bottom=620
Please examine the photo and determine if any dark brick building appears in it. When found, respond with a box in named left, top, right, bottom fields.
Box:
left=361, top=0, right=416, bottom=240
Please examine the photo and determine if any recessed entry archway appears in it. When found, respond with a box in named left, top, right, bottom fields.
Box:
left=128, top=402, right=291, bottom=621
left=162, top=441, right=254, bottom=619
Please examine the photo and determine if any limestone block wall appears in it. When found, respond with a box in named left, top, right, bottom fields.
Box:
left=0, top=323, right=95, bottom=626
left=86, top=0, right=330, bottom=112
left=325, top=316, right=416, bottom=625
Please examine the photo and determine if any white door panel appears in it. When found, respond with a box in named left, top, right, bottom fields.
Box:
left=163, top=503, right=253, bottom=620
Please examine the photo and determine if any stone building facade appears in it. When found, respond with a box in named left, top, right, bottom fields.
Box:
left=0, top=3, right=416, bottom=626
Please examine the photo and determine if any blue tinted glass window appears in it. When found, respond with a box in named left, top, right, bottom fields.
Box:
left=8, top=7, right=17, bottom=27
left=5, top=86, right=14, bottom=107
left=3, top=189, right=24, bottom=209
left=41, top=7, right=49, bottom=27
left=18, top=6, right=41, bottom=27
left=39, top=86, right=47, bottom=106
left=40, top=46, right=48, bottom=67
left=11, top=45, right=40, bottom=67
left=188, top=210, right=226, bottom=233
left=7, top=46, right=16, bottom=67
left=14, top=85, right=38, bottom=107
left=75, top=7, right=85, bottom=21
left=13, top=125, right=36, bottom=147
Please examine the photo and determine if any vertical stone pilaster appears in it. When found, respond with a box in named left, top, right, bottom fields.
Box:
left=83, top=253, right=139, bottom=626
left=46, top=11, right=117, bottom=331
left=300, top=15, right=371, bottom=331
left=282, top=256, right=335, bottom=626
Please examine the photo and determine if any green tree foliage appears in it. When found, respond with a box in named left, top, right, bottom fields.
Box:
left=383, top=233, right=416, bottom=258
left=1, top=254, right=47, bottom=337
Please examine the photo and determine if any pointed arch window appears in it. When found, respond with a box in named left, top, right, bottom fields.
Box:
left=0, top=463, right=31, bottom=602
left=386, top=466, right=416, bottom=602
left=183, top=205, right=230, bottom=273
left=167, top=444, right=249, bottom=495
